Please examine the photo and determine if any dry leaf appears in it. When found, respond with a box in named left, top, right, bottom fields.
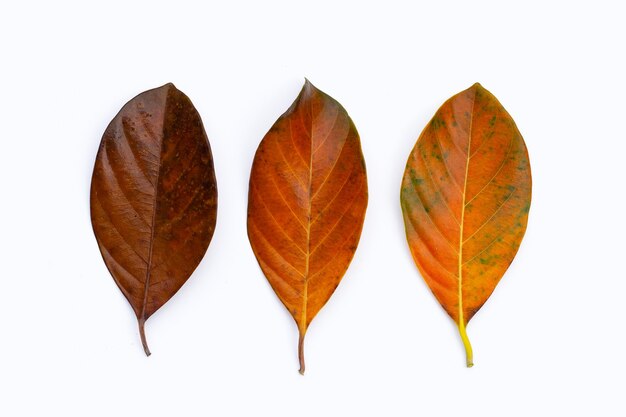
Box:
left=401, top=83, right=531, bottom=366
left=247, top=80, right=368, bottom=374
left=90, top=83, right=217, bottom=355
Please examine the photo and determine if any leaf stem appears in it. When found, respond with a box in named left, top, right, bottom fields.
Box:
left=298, top=332, right=305, bottom=375
left=138, top=318, right=151, bottom=357
left=458, top=321, right=473, bottom=367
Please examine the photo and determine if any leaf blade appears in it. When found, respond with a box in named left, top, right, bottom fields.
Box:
left=90, top=83, right=218, bottom=355
left=247, top=80, right=368, bottom=373
left=401, top=83, right=531, bottom=366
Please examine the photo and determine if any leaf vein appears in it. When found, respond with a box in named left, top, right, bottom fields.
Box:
left=312, top=106, right=340, bottom=155
left=309, top=181, right=365, bottom=256
left=463, top=187, right=517, bottom=244
left=249, top=211, right=305, bottom=278
left=250, top=181, right=307, bottom=254
left=432, top=132, right=463, bottom=193
left=416, top=151, right=461, bottom=226
left=403, top=201, right=458, bottom=279
left=465, top=135, right=515, bottom=206
left=311, top=133, right=349, bottom=201
left=406, top=161, right=459, bottom=253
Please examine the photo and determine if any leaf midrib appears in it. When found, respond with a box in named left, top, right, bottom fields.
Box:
left=140, top=91, right=169, bottom=322
left=301, top=97, right=314, bottom=334
left=458, top=93, right=476, bottom=326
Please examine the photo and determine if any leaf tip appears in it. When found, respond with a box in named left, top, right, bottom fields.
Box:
left=161, top=82, right=177, bottom=92
left=470, top=82, right=487, bottom=94
left=296, top=78, right=321, bottom=107
left=303, top=77, right=316, bottom=93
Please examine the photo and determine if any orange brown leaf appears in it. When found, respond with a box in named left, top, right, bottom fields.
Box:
left=400, top=83, right=531, bottom=367
left=247, top=80, right=368, bottom=374
left=90, top=83, right=217, bottom=355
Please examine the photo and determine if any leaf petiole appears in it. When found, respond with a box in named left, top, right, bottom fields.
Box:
left=458, top=321, right=473, bottom=367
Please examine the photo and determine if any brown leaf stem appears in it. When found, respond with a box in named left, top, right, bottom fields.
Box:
left=298, top=332, right=306, bottom=375
left=138, top=318, right=151, bottom=357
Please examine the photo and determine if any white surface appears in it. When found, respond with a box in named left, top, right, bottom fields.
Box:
left=1, top=0, right=624, bottom=415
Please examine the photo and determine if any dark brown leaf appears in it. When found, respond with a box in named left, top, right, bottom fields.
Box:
left=90, top=83, right=217, bottom=355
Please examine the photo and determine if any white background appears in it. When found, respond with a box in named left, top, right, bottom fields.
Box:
left=1, top=1, right=624, bottom=415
